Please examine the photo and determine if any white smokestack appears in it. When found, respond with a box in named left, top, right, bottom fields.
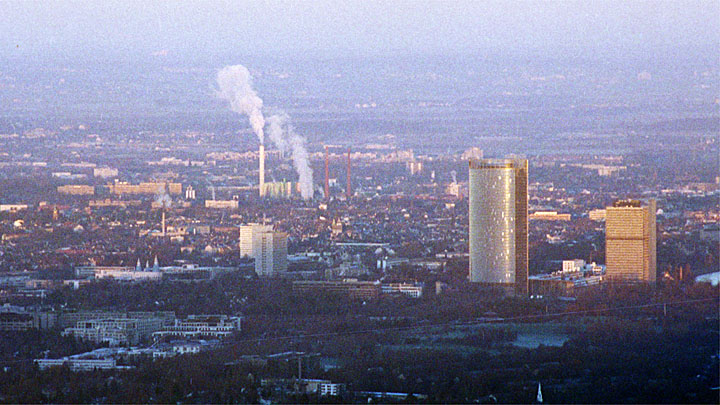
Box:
left=214, top=65, right=313, bottom=199
left=259, top=144, right=265, bottom=197
left=161, top=211, right=166, bottom=235
left=215, top=65, right=268, bottom=198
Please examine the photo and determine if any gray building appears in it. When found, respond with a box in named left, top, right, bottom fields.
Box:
left=240, top=223, right=288, bottom=276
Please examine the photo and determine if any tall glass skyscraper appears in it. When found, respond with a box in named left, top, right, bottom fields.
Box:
left=468, top=158, right=528, bottom=294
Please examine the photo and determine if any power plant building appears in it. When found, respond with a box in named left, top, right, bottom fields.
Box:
left=605, top=199, right=657, bottom=282
left=261, top=181, right=298, bottom=199
left=468, top=158, right=528, bottom=294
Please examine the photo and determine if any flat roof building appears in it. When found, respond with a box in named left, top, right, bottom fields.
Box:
left=58, top=185, right=95, bottom=195
left=468, top=158, right=528, bottom=294
left=107, top=181, right=181, bottom=195
left=605, top=199, right=657, bottom=282
left=239, top=224, right=288, bottom=276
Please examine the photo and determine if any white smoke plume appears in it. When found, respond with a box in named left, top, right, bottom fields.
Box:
left=155, top=187, right=172, bottom=208
left=287, top=124, right=314, bottom=200
left=215, top=64, right=314, bottom=200
left=267, top=113, right=314, bottom=200
left=451, top=170, right=457, bottom=184
left=216, top=65, right=265, bottom=144
left=266, top=113, right=289, bottom=155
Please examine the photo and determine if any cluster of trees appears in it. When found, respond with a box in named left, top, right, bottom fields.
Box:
left=0, top=330, right=96, bottom=361
left=0, top=315, right=716, bottom=403
left=1, top=268, right=715, bottom=403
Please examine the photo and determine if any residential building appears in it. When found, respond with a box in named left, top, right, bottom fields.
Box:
left=588, top=209, right=607, bottom=221
left=35, top=358, right=118, bottom=371
left=57, top=185, right=95, bottom=195
left=380, top=282, right=424, bottom=298
left=204, top=199, right=239, bottom=209
left=107, top=181, right=182, bottom=195
left=529, top=211, right=571, bottom=221
left=0, top=204, right=28, bottom=212
left=62, top=317, right=165, bottom=346
left=57, top=310, right=175, bottom=329
left=93, top=167, right=118, bottom=178
left=152, top=315, right=241, bottom=340
left=292, top=280, right=380, bottom=300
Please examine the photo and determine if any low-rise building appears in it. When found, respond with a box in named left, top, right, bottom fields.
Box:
left=152, top=315, right=241, bottom=340
left=319, top=383, right=344, bottom=397
left=0, top=305, right=57, bottom=330
left=93, top=167, right=119, bottom=178
left=588, top=209, right=607, bottom=221
left=107, top=181, right=182, bottom=195
left=292, top=279, right=380, bottom=300
left=35, top=358, right=118, bottom=371
left=0, top=312, right=34, bottom=331
left=88, top=199, right=142, bottom=208
left=205, top=200, right=239, bottom=209
left=529, top=264, right=605, bottom=297
left=529, top=211, right=571, bottom=221
left=0, top=204, right=28, bottom=212
left=57, top=310, right=175, bottom=329
left=380, top=282, right=424, bottom=298
left=63, top=317, right=165, bottom=346
left=57, top=185, right=95, bottom=195
left=75, top=265, right=163, bottom=282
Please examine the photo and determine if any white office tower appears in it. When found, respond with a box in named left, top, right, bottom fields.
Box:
left=239, top=224, right=287, bottom=276
left=255, top=230, right=288, bottom=276
left=468, top=159, right=528, bottom=294
left=240, top=224, right=271, bottom=257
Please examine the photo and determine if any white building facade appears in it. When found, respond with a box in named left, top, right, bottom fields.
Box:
left=240, top=224, right=287, bottom=276
left=468, top=159, right=528, bottom=293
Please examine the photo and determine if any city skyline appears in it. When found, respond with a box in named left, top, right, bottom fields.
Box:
left=0, top=1, right=717, bottom=403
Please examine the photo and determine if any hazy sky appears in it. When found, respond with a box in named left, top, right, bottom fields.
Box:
left=1, top=0, right=718, bottom=59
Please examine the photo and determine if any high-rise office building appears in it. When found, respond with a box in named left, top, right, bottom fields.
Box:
left=605, top=199, right=656, bottom=282
left=239, top=224, right=272, bottom=257
left=254, top=230, right=287, bottom=277
left=468, top=158, right=528, bottom=294
left=239, top=224, right=288, bottom=276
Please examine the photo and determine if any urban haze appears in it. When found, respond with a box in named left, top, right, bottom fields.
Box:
left=0, top=1, right=718, bottom=404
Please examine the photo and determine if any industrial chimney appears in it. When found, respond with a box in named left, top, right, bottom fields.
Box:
left=259, top=143, right=265, bottom=197
left=346, top=147, right=351, bottom=199
left=324, top=146, right=330, bottom=200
